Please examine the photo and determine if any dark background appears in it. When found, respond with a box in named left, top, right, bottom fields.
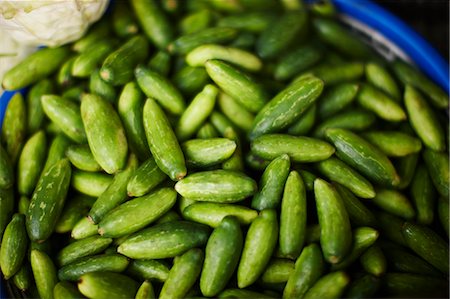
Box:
left=374, top=0, right=449, bottom=61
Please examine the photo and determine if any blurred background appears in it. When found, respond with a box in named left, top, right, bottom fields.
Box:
left=375, top=0, right=449, bottom=61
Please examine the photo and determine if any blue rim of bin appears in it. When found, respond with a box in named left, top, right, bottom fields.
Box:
left=0, top=0, right=449, bottom=297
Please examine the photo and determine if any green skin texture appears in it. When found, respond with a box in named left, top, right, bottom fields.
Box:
left=200, top=216, right=243, bottom=297
left=250, top=75, right=324, bottom=139
left=41, top=95, right=87, bottom=143
left=98, top=188, right=177, bottom=238
left=56, top=235, right=113, bottom=266
left=57, top=254, right=129, bottom=281
left=78, top=271, right=139, bottom=299
left=160, top=249, right=204, bottom=299
left=117, top=221, right=210, bottom=259
left=283, top=243, right=324, bottom=299
left=143, top=98, right=186, bottom=181
left=279, top=171, right=307, bottom=259
left=175, top=170, right=257, bottom=203
left=0, top=214, right=28, bottom=279
left=31, top=250, right=58, bottom=299
left=127, top=157, right=167, bottom=197
left=26, top=159, right=72, bottom=242
left=314, top=178, right=352, bottom=264
left=183, top=202, right=258, bottom=228
left=325, top=128, right=400, bottom=187
left=81, top=93, right=128, bottom=174
left=206, top=59, right=268, bottom=114
left=237, top=209, right=278, bottom=288
left=251, top=154, right=291, bottom=210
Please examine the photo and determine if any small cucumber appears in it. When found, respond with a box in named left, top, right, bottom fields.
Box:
left=117, top=221, right=210, bottom=259
left=136, top=65, right=186, bottom=115
left=72, top=39, right=116, bottom=78
left=279, top=171, right=307, bottom=259
left=130, top=0, right=174, bottom=49
left=325, top=128, right=400, bottom=187
left=182, top=202, right=258, bottom=227
left=372, top=188, right=416, bottom=220
left=401, top=222, right=449, bottom=274
left=16, top=131, right=47, bottom=196
left=392, top=59, right=448, bottom=108
left=2, top=92, right=27, bottom=164
left=345, top=274, right=380, bottom=299
left=410, top=164, right=436, bottom=225
left=303, top=271, right=350, bottom=299
left=187, top=44, right=262, bottom=72
left=334, top=184, right=377, bottom=227
left=26, top=159, right=72, bottom=242
left=168, top=27, right=238, bottom=55
left=382, top=273, right=449, bottom=298
left=58, top=254, right=129, bottom=281
left=143, top=98, right=186, bottom=181
left=251, top=134, right=335, bottom=163
left=88, top=155, right=137, bottom=224
left=316, top=156, right=375, bottom=199
left=250, top=75, right=324, bottom=139
left=256, top=10, right=308, bottom=59
left=0, top=214, right=28, bottom=279
left=360, top=245, right=387, bottom=277
left=127, top=259, right=170, bottom=282
left=100, top=35, right=149, bottom=86
left=160, top=248, right=204, bottom=299
left=98, top=188, right=177, bottom=238
left=237, top=209, right=278, bottom=288
left=317, top=83, right=360, bottom=118
left=53, top=281, right=83, bottom=299
left=71, top=170, right=112, bottom=197
left=313, top=108, right=376, bottom=138
left=205, top=59, right=268, bottom=113
left=41, top=95, right=87, bottom=143
left=55, top=195, right=95, bottom=234
left=423, top=149, right=449, bottom=197
left=330, top=226, right=379, bottom=271
left=314, top=178, right=352, bottom=264
left=57, top=235, right=113, bottom=267
left=218, top=92, right=255, bottom=133
left=357, top=84, right=406, bottom=122
left=405, top=85, right=446, bottom=151
left=183, top=138, right=236, bottom=168
left=78, top=271, right=139, bottom=299
left=283, top=243, right=324, bottom=298
left=71, top=217, right=98, bottom=240
left=200, top=216, right=243, bottom=297
left=260, top=258, right=294, bottom=284
left=65, top=144, right=102, bottom=172
left=81, top=93, right=128, bottom=174
left=252, top=154, right=291, bottom=210
left=362, top=131, right=422, bottom=157
left=0, top=188, right=14, bottom=239
left=2, top=46, right=70, bottom=90
left=117, top=82, right=150, bottom=161
left=41, top=134, right=72, bottom=175
left=30, top=250, right=58, bottom=299
left=313, top=17, right=371, bottom=59
left=176, top=84, right=218, bottom=141
left=27, top=79, right=54, bottom=134
left=366, top=62, right=401, bottom=100
left=135, top=281, right=155, bottom=299
left=175, top=170, right=257, bottom=203
left=127, top=157, right=167, bottom=197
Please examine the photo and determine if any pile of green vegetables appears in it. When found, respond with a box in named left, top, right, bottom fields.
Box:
left=0, top=0, right=449, bottom=298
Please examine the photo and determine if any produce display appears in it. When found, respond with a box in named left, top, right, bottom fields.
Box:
left=0, top=0, right=449, bottom=298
